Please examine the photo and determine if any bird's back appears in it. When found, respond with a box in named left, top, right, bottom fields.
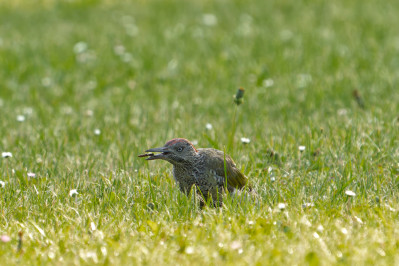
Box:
left=197, top=148, right=248, bottom=189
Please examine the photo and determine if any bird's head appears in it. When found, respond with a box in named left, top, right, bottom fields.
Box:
left=141, top=138, right=198, bottom=165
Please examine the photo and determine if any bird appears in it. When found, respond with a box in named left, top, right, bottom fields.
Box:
left=139, top=138, right=250, bottom=207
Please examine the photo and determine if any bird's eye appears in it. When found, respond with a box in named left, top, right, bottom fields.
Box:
left=177, top=147, right=183, bottom=152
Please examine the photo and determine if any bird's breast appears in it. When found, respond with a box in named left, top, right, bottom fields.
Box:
left=172, top=166, right=198, bottom=188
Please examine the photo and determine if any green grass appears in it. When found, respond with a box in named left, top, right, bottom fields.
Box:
left=1, top=0, right=399, bottom=264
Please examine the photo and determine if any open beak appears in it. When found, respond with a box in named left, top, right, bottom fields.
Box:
left=139, top=146, right=170, bottom=160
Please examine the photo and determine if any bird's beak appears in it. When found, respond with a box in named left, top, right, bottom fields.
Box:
left=143, top=146, right=170, bottom=160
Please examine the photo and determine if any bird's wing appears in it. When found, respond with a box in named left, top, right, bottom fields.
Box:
left=199, top=149, right=248, bottom=189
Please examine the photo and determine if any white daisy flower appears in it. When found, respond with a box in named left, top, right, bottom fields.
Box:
left=345, top=190, right=356, bottom=197
left=73, top=42, right=88, bottom=54
left=69, top=189, right=78, bottom=197
left=27, top=172, right=36, bottom=178
left=17, top=115, right=25, bottom=122
left=240, top=137, right=250, bottom=144
left=278, top=203, right=286, bottom=210
left=1, top=152, right=12, bottom=158
left=202, top=14, right=217, bottom=26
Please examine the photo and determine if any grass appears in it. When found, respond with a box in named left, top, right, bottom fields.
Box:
left=1, top=0, right=399, bottom=264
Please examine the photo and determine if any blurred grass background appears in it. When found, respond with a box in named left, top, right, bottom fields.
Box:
left=1, top=0, right=399, bottom=264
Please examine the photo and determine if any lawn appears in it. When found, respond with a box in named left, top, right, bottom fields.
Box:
left=1, top=0, right=399, bottom=264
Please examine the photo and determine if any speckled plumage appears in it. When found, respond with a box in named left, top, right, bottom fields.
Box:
left=141, top=138, right=249, bottom=206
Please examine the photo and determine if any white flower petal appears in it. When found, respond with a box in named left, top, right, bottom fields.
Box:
left=17, top=115, right=25, bottom=122
left=69, top=189, right=78, bottom=197
left=27, top=172, right=36, bottom=178
left=1, top=152, right=12, bottom=158
left=354, top=216, right=363, bottom=224
left=185, top=246, right=194, bottom=254
left=202, top=14, right=217, bottom=26
left=85, top=110, right=94, bottom=116
left=385, top=204, right=396, bottom=212
left=0, top=235, right=11, bottom=242
left=302, top=202, right=315, bottom=208
left=230, top=240, right=242, bottom=250
left=262, top=79, right=274, bottom=88
left=90, top=222, right=97, bottom=231
left=240, top=137, right=251, bottom=144
left=345, top=190, right=356, bottom=197
left=337, top=108, right=348, bottom=116
left=278, top=203, right=286, bottom=210
left=73, top=42, right=88, bottom=54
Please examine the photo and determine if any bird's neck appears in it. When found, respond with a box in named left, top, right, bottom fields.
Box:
left=169, top=153, right=200, bottom=167
left=171, top=155, right=199, bottom=169
left=171, top=160, right=194, bottom=168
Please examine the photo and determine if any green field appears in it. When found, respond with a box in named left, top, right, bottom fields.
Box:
left=1, top=0, right=399, bottom=264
